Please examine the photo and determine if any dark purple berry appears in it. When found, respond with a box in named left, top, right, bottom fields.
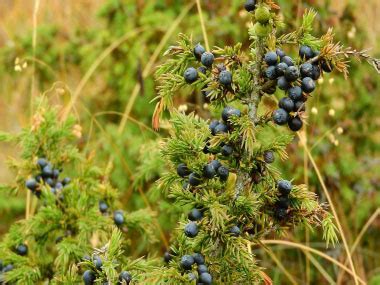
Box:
left=93, top=255, right=102, bottom=270
left=285, top=66, right=299, bottom=82
left=281, top=56, right=294, bottom=66
left=46, top=177, right=55, bottom=187
left=16, top=244, right=28, bottom=256
left=114, top=211, right=124, bottom=226
left=99, top=201, right=108, bottom=213
left=276, top=48, right=286, bottom=58
left=299, top=45, right=314, bottom=60
left=265, top=66, right=277, bottom=79
left=278, top=180, right=292, bottom=195
left=277, top=196, right=290, bottom=209
left=198, top=264, right=208, bottom=274
left=26, top=178, right=38, bottom=191
left=189, top=173, right=202, bottom=186
left=199, top=272, right=212, bottom=285
left=279, top=97, right=295, bottom=112
left=209, top=120, right=219, bottom=135
left=3, top=264, right=14, bottom=272
left=219, top=70, right=232, bottom=85
left=222, top=106, right=241, bottom=122
left=184, top=67, right=198, bottom=84
left=201, top=52, right=214, bottom=67
left=230, top=225, right=241, bottom=236
left=277, top=76, right=290, bottom=90
left=203, top=164, right=216, bottom=179
left=288, top=116, right=303, bottom=131
left=301, top=77, right=316, bottom=93
left=118, top=271, right=132, bottom=284
left=217, top=166, right=229, bottom=181
left=264, top=51, right=278, bottom=66
left=35, top=175, right=43, bottom=183
left=184, top=222, right=199, bottom=238
left=311, top=64, right=321, bottom=80
left=37, top=158, right=48, bottom=169
left=83, top=270, right=96, bottom=285
left=55, top=182, right=63, bottom=190
left=181, top=255, right=195, bottom=270
left=177, top=163, right=190, bottom=177
left=275, top=62, right=288, bottom=76
left=214, top=123, right=229, bottom=134
left=62, top=177, right=71, bottom=185
left=275, top=208, right=287, bottom=220
left=52, top=169, right=60, bottom=179
left=263, top=151, right=275, bottom=163
left=194, top=44, right=206, bottom=60
left=164, top=251, right=172, bottom=263
left=221, top=145, right=233, bottom=156
left=244, top=0, right=256, bottom=12
left=193, top=253, right=205, bottom=265
left=42, top=165, right=53, bottom=178
left=288, top=86, right=303, bottom=101
left=300, top=63, right=313, bottom=78
left=273, top=108, right=289, bottom=125
left=188, top=209, right=203, bottom=221
left=209, top=160, right=222, bottom=170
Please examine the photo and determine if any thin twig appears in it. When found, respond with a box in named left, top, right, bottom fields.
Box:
left=106, top=2, right=195, bottom=170
left=260, top=240, right=366, bottom=285
left=196, top=0, right=210, bottom=51
left=337, top=208, right=380, bottom=284
left=298, top=133, right=360, bottom=285
left=26, top=0, right=41, bottom=221
left=264, top=247, right=298, bottom=285
left=60, top=28, right=144, bottom=121
left=301, top=126, right=311, bottom=285
left=305, top=251, right=336, bottom=284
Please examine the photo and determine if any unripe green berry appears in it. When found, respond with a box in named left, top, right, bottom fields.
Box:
left=252, top=23, right=272, bottom=38
left=255, top=6, right=271, bottom=24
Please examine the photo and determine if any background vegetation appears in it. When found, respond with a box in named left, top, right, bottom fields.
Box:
left=0, top=0, right=379, bottom=284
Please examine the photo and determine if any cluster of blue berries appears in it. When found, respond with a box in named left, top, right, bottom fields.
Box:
left=264, top=46, right=333, bottom=131
left=82, top=255, right=132, bottom=285
left=0, top=244, right=29, bottom=282
left=183, top=207, right=203, bottom=239
left=177, top=159, right=229, bottom=190
left=183, top=43, right=233, bottom=103
left=204, top=106, right=241, bottom=159
left=163, top=250, right=212, bottom=284
left=98, top=201, right=125, bottom=227
left=25, top=158, right=71, bottom=198
left=274, top=180, right=293, bottom=220
left=180, top=253, right=212, bottom=285
left=0, top=260, right=14, bottom=283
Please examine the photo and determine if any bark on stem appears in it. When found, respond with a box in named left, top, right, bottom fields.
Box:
left=234, top=41, right=265, bottom=199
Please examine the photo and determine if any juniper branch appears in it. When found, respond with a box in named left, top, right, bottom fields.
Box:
left=234, top=37, right=265, bottom=199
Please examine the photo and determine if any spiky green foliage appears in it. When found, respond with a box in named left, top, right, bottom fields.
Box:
left=0, top=99, right=157, bottom=284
